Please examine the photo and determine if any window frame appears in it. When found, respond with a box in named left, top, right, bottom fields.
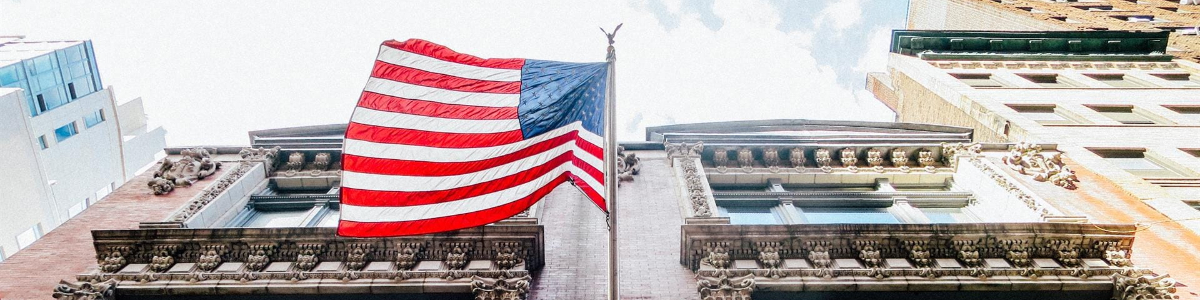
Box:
left=1086, top=105, right=1168, bottom=125
left=1090, top=148, right=1189, bottom=178
left=1017, top=74, right=1079, bottom=88
left=713, top=181, right=979, bottom=225
left=84, top=109, right=105, bottom=128
left=53, top=122, right=79, bottom=142
left=951, top=73, right=1007, bottom=88
left=226, top=187, right=341, bottom=228
left=1007, top=104, right=1085, bottom=125
left=1086, top=74, right=1154, bottom=88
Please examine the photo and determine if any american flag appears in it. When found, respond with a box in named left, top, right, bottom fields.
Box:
left=338, top=39, right=608, bottom=237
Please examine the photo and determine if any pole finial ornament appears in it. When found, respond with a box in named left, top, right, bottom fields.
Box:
left=600, top=23, right=623, bottom=46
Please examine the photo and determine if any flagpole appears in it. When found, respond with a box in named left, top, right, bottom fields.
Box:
left=602, top=24, right=621, bottom=300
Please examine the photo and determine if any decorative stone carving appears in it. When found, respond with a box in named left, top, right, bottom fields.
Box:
left=616, top=146, right=641, bottom=182
left=395, top=242, right=425, bottom=270
left=168, top=161, right=254, bottom=222
left=681, top=158, right=714, bottom=217
left=149, top=148, right=222, bottom=195
left=344, top=243, right=373, bottom=271
left=96, top=246, right=130, bottom=273
left=312, top=152, right=332, bottom=171
left=762, top=147, right=781, bottom=168
left=917, top=149, right=935, bottom=167
left=1112, top=273, right=1179, bottom=300
left=805, top=241, right=833, bottom=278
left=890, top=148, right=908, bottom=166
left=789, top=147, right=806, bottom=169
left=284, top=152, right=305, bottom=172
left=294, top=243, right=325, bottom=271
left=866, top=148, right=884, bottom=167
left=712, top=148, right=731, bottom=168
left=666, top=141, right=704, bottom=165
left=444, top=242, right=473, bottom=270
left=196, top=244, right=228, bottom=272
left=697, top=273, right=755, bottom=300
left=1002, top=142, right=1078, bottom=189
left=147, top=245, right=179, bottom=273
left=839, top=148, right=858, bottom=167
left=969, top=157, right=1058, bottom=220
left=494, top=242, right=524, bottom=270
left=703, top=242, right=731, bottom=269
left=471, top=275, right=531, bottom=300
left=52, top=279, right=117, bottom=300
left=755, top=241, right=783, bottom=278
left=814, top=148, right=832, bottom=173
left=1097, top=241, right=1132, bottom=267
left=736, top=148, right=754, bottom=170
left=940, top=142, right=981, bottom=168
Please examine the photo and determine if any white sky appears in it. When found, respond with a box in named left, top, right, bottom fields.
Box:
left=1, top=0, right=900, bottom=146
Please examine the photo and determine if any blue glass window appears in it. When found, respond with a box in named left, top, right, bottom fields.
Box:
left=0, top=65, right=21, bottom=85
left=84, top=110, right=105, bottom=128
left=54, top=123, right=78, bottom=142
left=37, top=136, right=49, bottom=150
left=719, top=206, right=782, bottom=225
left=920, top=208, right=973, bottom=223
left=799, top=207, right=900, bottom=224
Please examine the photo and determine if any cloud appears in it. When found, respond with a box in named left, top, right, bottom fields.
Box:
left=1, top=0, right=890, bottom=145
left=853, top=26, right=893, bottom=74
left=812, top=0, right=864, bottom=32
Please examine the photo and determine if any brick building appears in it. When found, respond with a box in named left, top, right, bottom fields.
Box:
left=0, top=119, right=1183, bottom=299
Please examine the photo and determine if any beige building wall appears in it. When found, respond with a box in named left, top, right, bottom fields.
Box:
left=875, top=52, right=1200, bottom=234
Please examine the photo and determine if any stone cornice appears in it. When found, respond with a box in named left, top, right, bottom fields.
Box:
left=681, top=222, right=1136, bottom=273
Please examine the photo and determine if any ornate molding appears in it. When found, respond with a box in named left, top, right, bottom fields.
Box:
left=968, top=157, right=1063, bottom=220
left=1002, top=142, right=1079, bottom=189
left=52, top=279, right=116, bottom=300
left=471, top=275, right=532, bottom=300
left=680, top=158, right=715, bottom=217
left=1112, top=272, right=1179, bottom=300
left=148, top=148, right=222, bottom=195
left=616, top=146, right=641, bottom=183
left=167, top=161, right=254, bottom=222
left=697, top=273, right=755, bottom=300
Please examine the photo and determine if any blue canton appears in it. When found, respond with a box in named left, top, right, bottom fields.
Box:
left=517, top=60, right=608, bottom=139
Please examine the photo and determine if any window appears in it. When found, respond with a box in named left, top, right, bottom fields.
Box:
left=227, top=185, right=340, bottom=228
left=798, top=207, right=901, bottom=224
left=37, top=135, right=49, bottom=150
left=1114, top=15, right=1169, bottom=22
left=67, top=199, right=89, bottom=218
left=1164, top=105, right=1200, bottom=115
left=54, top=122, right=79, bottom=142
left=1087, top=74, right=1152, bottom=87
left=16, top=224, right=42, bottom=249
left=1151, top=74, right=1200, bottom=87
left=951, top=73, right=1006, bottom=88
left=67, top=83, right=77, bottom=99
left=920, top=208, right=975, bottom=223
left=1019, top=74, right=1077, bottom=87
left=1088, top=105, right=1158, bottom=124
left=1008, top=104, right=1078, bottom=125
left=1092, top=149, right=1184, bottom=178
left=718, top=206, right=782, bottom=225
left=84, top=109, right=105, bottom=128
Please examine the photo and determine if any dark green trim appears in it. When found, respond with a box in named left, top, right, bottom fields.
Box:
left=891, top=30, right=1172, bottom=61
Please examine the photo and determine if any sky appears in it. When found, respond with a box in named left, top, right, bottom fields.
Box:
left=0, top=0, right=907, bottom=146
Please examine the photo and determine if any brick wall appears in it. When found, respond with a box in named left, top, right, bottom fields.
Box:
left=888, top=70, right=1009, bottom=143
left=0, top=163, right=227, bottom=300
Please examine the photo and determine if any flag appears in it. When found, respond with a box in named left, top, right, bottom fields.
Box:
left=338, top=39, right=608, bottom=237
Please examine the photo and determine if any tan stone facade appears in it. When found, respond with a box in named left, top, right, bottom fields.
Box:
left=909, top=0, right=1200, bottom=63
left=872, top=28, right=1200, bottom=298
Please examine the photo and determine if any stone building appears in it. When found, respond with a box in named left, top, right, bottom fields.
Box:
left=907, top=0, right=1200, bottom=63
left=866, top=21, right=1200, bottom=300
left=0, top=36, right=167, bottom=262
left=0, top=120, right=1182, bottom=299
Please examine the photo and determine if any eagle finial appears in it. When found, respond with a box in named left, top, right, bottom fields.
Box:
left=600, top=23, right=623, bottom=46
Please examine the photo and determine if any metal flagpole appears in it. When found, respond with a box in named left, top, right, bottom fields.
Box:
left=601, top=23, right=621, bottom=300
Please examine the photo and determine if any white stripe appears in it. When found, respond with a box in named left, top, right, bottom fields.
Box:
left=377, top=45, right=521, bottom=82
left=364, top=77, right=519, bottom=108
left=341, top=164, right=573, bottom=222
left=343, top=143, right=582, bottom=192
left=351, top=108, right=520, bottom=134
left=344, top=122, right=601, bottom=162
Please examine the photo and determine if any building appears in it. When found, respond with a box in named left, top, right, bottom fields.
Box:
left=0, top=120, right=1181, bottom=299
left=907, top=0, right=1200, bottom=63
left=867, top=5, right=1200, bottom=295
left=0, top=36, right=167, bottom=262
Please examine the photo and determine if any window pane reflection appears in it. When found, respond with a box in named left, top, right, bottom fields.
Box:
left=244, top=210, right=309, bottom=228
left=800, top=207, right=900, bottom=224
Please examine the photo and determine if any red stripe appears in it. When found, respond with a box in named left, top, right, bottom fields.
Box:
left=346, top=122, right=523, bottom=148
left=337, top=174, right=568, bottom=237
left=570, top=173, right=607, bottom=212
left=371, top=61, right=521, bottom=94
left=344, top=131, right=594, bottom=176
left=383, top=39, right=524, bottom=70
left=358, top=91, right=518, bottom=120
left=342, top=153, right=603, bottom=207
